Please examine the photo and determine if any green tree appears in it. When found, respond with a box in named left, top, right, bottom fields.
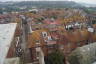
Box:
left=0, top=8, right=3, bottom=14
left=45, top=50, right=65, bottom=64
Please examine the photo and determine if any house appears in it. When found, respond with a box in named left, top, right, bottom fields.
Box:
left=27, top=29, right=57, bottom=64
left=27, top=29, right=48, bottom=64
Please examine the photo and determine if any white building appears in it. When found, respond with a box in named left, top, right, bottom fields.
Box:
left=0, top=23, right=17, bottom=64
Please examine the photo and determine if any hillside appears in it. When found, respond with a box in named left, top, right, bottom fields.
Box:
left=0, top=1, right=84, bottom=12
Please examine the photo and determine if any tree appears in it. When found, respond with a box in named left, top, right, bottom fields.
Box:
left=0, top=8, right=3, bottom=14
left=45, top=49, right=66, bottom=64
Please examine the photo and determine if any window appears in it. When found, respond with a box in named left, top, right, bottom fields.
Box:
left=92, top=20, right=96, bottom=24
left=36, top=51, right=40, bottom=59
left=60, top=45, right=64, bottom=50
left=48, top=36, right=52, bottom=41
left=65, top=25, right=74, bottom=31
left=36, top=40, right=40, bottom=43
left=42, top=32, right=47, bottom=37
left=36, top=40, right=40, bottom=47
left=77, top=42, right=81, bottom=46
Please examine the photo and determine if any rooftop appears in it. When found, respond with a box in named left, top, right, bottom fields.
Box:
left=4, top=57, right=20, bottom=64
left=0, top=23, right=17, bottom=64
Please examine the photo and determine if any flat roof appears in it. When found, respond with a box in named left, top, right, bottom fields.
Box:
left=0, top=23, right=17, bottom=64
left=4, top=57, right=20, bottom=64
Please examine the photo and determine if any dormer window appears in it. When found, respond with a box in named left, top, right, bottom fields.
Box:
left=75, top=22, right=80, bottom=26
left=36, top=40, right=40, bottom=45
left=42, top=32, right=47, bottom=37
left=88, top=27, right=94, bottom=33
left=36, top=40, right=39, bottom=43
left=65, top=25, right=74, bottom=30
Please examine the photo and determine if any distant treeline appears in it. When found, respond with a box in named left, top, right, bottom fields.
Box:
left=0, top=1, right=95, bottom=13
left=0, top=1, right=83, bottom=12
